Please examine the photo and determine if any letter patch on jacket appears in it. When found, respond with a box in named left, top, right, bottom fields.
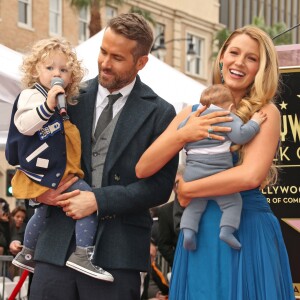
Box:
left=38, top=120, right=62, bottom=140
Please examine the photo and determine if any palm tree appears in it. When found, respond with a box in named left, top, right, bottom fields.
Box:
left=212, top=27, right=230, bottom=58
left=129, top=6, right=156, bottom=26
left=69, top=0, right=124, bottom=37
left=252, top=17, right=292, bottom=45
left=213, top=17, right=293, bottom=59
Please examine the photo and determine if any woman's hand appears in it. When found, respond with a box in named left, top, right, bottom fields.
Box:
left=36, top=175, right=80, bottom=206
left=136, top=105, right=233, bottom=179
left=176, top=176, right=192, bottom=208
left=178, top=106, right=233, bottom=144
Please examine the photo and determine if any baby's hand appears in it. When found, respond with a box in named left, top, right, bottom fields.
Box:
left=251, top=111, right=267, bottom=126
left=47, top=85, right=65, bottom=111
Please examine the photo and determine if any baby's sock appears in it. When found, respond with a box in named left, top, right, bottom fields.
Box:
left=219, top=226, right=241, bottom=250
left=183, top=228, right=197, bottom=251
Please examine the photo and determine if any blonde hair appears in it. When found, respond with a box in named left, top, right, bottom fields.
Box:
left=21, top=37, right=85, bottom=104
left=213, top=26, right=279, bottom=187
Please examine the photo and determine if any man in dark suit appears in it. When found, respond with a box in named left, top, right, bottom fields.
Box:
left=29, top=13, right=178, bottom=300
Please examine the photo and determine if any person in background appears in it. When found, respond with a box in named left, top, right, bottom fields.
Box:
left=157, top=165, right=185, bottom=267
left=157, top=202, right=176, bottom=267
left=136, top=26, right=294, bottom=299
left=9, top=206, right=26, bottom=256
left=141, top=240, right=169, bottom=300
left=0, top=198, right=10, bottom=255
left=150, top=206, right=160, bottom=246
left=10, top=206, right=26, bottom=238
left=0, top=198, right=11, bottom=278
left=9, top=205, right=34, bottom=256
left=8, top=206, right=27, bottom=277
left=172, top=166, right=185, bottom=237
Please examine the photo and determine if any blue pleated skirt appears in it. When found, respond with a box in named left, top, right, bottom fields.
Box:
left=169, top=188, right=294, bottom=300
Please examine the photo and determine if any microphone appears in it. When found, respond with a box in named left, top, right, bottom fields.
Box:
left=50, top=77, right=67, bottom=116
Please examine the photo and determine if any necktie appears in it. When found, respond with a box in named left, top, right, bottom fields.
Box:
left=94, top=93, right=122, bottom=140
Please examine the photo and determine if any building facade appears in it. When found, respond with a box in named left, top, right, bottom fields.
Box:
left=0, top=0, right=221, bottom=85
left=219, top=0, right=300, bottom=43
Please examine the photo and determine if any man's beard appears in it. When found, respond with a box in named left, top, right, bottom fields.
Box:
left=98, top=67, right=136, bottom=91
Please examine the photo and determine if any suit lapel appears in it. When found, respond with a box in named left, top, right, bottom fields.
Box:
left=75, top=78, right=98, bottom=175
left=105, top=77, right=157, bottom=174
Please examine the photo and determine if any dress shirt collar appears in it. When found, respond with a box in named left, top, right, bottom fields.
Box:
left=94, top=78, right=136, bottom=131
left=96, top=78, right=136, bottom=109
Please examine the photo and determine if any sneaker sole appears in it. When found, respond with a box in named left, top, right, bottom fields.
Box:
left=12, top=259, right=35, bottom=273
left=66, top=261, right=114, bottom=282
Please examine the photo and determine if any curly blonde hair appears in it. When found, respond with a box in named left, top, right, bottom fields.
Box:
left=213, top=26, right=280, bottom=187
left=21, top=37, right=85, bottom=104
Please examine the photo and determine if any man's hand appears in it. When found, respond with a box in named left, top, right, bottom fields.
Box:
left=58, top=191, right=98, bottom=220
left=37, top=175, right=80, bottom=206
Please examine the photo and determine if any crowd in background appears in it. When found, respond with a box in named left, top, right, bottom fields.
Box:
left=0, top=197, right=32, bottom=278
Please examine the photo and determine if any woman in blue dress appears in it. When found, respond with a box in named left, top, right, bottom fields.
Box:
left=136, top=25, right=294, bottom=300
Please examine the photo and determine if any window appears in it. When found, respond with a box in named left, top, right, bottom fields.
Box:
left=79, top=6, right=89, bottom=42
left=186, top=34, right=204, bottom=78
left=250, top=0, right=259, bottom=24
left=292, top=0, right=299, bottom=43
left=154, top=24, right=165, bottom=47
left=106, top=6, right=117, bottom=21
left=152, top=23, right=165, bottom=59
left=278, top=0, right=284, bottom=22
left=265, top=0, right=272, bottom=25
left=228, top=0, right=236, bottom=30
left=18, top=0, right=32, bottom=27
left=272, top=0, right=279, bottom=24
left=244, top=0, right=251, bottom=25
left=49, top=0, right=62, bottom=35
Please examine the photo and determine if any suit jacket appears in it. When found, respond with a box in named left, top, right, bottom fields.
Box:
left=34, top=75, right=179, bottom=272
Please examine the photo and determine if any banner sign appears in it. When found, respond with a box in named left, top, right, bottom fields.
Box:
left=262, top=67, right=300, bottom=297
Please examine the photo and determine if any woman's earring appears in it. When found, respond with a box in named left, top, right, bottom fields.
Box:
left=219, top=62, right=225, bottom=84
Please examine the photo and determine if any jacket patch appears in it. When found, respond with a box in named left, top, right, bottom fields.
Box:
left=38, top=120, right=62, bottom=140
left=36, top=157, right=49, bottom=169
left=26, top=143, right=49, bottom=162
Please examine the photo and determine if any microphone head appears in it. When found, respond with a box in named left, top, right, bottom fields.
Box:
left=51, top=77, right=64, bottom=87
